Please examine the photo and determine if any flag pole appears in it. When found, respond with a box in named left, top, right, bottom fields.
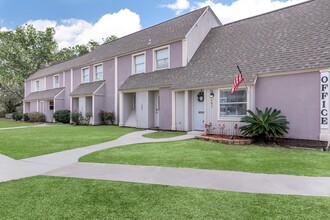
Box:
left=236, top=63, right=248, bottom=90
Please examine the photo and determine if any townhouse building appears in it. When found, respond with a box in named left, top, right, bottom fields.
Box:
left=24, top=0, right=330, bottom=141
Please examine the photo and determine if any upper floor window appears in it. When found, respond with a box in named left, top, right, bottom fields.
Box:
left=219, top=89, right=247, bottom=118
left=155, top=47, right=169, bottom=70
left=82, top=67, right=90, bottom=83
left=54, top=75, right=60, bottom=88
left=35, top=80, right=40, bottom=91
left=95, top=64, right=103, bottom=81
left=133, top=53, right=145, bottom=74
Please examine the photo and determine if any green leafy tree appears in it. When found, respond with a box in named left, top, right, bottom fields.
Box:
left=0, top=25, right=57, bottom=112
left=102, top=35, right=118, bottom=44
left=0, top=25, right=103, bottom=113
left=239, top=107, right=289, bottom=143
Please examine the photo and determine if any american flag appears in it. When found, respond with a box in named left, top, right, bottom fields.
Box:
left=230, top=65, right=244, bottom=94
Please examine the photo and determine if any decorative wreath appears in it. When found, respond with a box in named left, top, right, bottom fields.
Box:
left=197, top=91, right=204, bottom=102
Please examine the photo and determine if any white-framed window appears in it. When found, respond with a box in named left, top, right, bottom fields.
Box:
left=49, top=100, right=54, bottom=110
left=54, top=75, right=60, bottom=88
left=132, top=94, right=136, bottom=110
left=133, top=53, right=145, bottom=74
left=35, top=80, right=40, bottom=91
left=82, top=67, right=90, bottom=83
left=94, top=64, right=103, bottom=81
left=154, top=47, right=169, bottom=70
left=219, top=89, right=247, bottom=118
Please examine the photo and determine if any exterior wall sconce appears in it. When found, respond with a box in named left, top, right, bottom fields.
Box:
left=210, top=90, right=215, bottom=99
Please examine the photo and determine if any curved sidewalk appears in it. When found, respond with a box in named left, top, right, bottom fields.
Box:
left=0, top=130, right=194, bottom=182
left=1, top=129, right=330, bottom=197
left=46, top=162, right=330, bottom=197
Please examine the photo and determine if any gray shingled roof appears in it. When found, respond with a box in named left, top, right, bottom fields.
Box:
left=120, top=0, right=330, bottom=91
left=24, top=88, right=64, bottom=101
left=27, top=7, right=211, bottom=81
left=70, top=80, right=105, bottom=96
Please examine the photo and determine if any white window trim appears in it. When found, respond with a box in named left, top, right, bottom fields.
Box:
left=35, top=80, right=40, bottom=92
left=81, top=67, right=90, bottom=83
left=132, top=52, right=146, bottom=75
left=218, top=88, right=248, bottom=121
left=94, top=63, right=103, bottom=81
left=153, top=45, right=170, bottom=71
left=53, top=74, right=60, bottom=88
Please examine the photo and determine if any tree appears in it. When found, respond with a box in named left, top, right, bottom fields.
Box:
left=102, top=35, right=118, bottom=44
left=0, top=25, right=57, bottom=112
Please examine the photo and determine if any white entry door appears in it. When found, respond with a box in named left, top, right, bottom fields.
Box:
left=193, top=90, right=204, bottom=130
left=154, top=92, right=160, bottom=127
left=40, top=101, right=45, bottom=114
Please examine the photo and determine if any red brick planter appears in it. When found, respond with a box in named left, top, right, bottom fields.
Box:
left=196, top=135, right=253, bottom=145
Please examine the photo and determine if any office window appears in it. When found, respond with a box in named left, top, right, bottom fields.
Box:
left=219, top=89, right=247, bottom=118
left=155, top=47, right=169, bottom=70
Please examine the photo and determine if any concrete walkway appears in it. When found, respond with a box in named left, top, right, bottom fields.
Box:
left=0, top=130, right=194, bottom=182
left=0, top=123, right=48, bottom=131
left=1, top=129, right=330, bottom=197
left=46, top=162, right=330, bottom=197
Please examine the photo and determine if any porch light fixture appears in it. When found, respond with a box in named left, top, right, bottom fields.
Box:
left=210, top=90, right=215, bottom=99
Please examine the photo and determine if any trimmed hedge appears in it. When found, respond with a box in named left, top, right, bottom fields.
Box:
left=53, top=110, right=71, bottom=124
left=28, top=112, right=46, bottom=123
left=12, top=113, right=23, bottom=121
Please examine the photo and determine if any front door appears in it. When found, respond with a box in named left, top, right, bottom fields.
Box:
left=40, top=101, right=45, bottom=114
left=193, top=90, right=204, bottom=130
left=154, top=92, right=160, bottom=127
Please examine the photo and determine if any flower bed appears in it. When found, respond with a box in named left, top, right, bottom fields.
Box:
left=196, top=134, right=253, bottom=145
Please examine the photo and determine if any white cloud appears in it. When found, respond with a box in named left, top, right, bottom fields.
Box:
left=162, top=0, right=190, bottom=15
left=27, top=9, right=141, bottom=49
left=193, top=0, right=307, bottom=24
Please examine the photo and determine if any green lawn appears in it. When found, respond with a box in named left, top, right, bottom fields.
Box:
left=0, top=118, right=33, bottom=129
left=0, top=176, right=328, bottom=219
left=80, top=139, right=330, bottom=176
left=0, top=124, right=139, bottom=159
left=143, top=131, right=186, bottom=139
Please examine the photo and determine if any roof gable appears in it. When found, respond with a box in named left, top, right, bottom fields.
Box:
left=27, top=7, right=210, bottom=81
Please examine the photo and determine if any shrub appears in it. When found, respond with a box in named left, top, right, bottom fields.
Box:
left=71, top=111, right=93, bottom=125
left=0, top=111, right=5, bottom=118
left=99, top=110, right=115, bottom=125
left=71, top=111, right=83, bottom=125
left=15, top=113, right=23, bottom=121
left=240, top=107, right=289, bottom=143
left=12, top=112, right=17, bottom=121
left=53, top=110, right=71, bottom=124
left=12, top=112, right=23, bottom=121
left=23, top=113, right=29, bottom=122
left=28, top=112, right=46, bottom=123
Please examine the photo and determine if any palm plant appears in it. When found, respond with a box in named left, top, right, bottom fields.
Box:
left=240, top=108, right=289, bottom=142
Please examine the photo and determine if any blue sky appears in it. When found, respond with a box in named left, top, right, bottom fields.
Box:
left=0, top=0, right=306, bottom=48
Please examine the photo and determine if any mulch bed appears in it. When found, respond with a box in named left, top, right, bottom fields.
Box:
left=196, top=134, right=253, bottom=145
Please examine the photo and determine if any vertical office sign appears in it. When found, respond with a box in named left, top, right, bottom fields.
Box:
left=321, top=72, right=329, bottom=129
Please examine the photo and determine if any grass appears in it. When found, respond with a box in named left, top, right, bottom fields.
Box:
left=0, top=124, right=139, bottom=159
left=0, top=176, right=329, bottom=219
left=0, top=118, right=33, bottom=129
left=143, top=130, right=186, bottom=139
left=80, top=139, right=330, bottom=176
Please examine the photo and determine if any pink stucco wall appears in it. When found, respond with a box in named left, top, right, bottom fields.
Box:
left=73, top=69, right=81, bottom=90
left=46, top=76, right=52, bottom=90
left=255, top=72, right=320, bottom=140
left=64, top=70, right=71, bottom=110
left=170, top=41, right=182, bottom=69
left=103, top=59, right=116, bottom=113
left=25, top=81, right=31, bottom=96
left=159, top=87, right=172, bottom=130
left=118, top=55, right=132, bottom=87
